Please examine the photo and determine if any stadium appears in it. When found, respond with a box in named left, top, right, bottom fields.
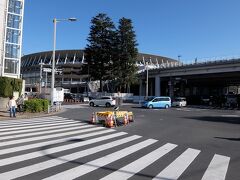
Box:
left=21, top=49, right=177, bottom=95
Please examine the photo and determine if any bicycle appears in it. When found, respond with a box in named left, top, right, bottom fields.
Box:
left=17, top=104, right=25, bottom=115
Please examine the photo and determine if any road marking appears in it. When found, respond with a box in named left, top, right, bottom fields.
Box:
left=0, top=126, right=105, bottom=147
left=0, top=135, right=141, bottom=179
left=0, top=124, right=91, bottom=141
left=100, top=143, right=177, bottom=180
left=221, top=115, right=239, bottom=117
left=0, top=116, right=231, bottom=180
left=153, top=148, right=200, bottom=180
left=0, top=132, right=127, bottom=166
left=0, top=119, right=77, bottom=130
left=0, top=116, right=66, bottom=125
left=43, top=139, right=157, bottom=180
left=0, top=121, right=85, bottom=135
left=201, top=154, right=230, bottom=180
left=0, top=129, right=115, bottom=155
left=0, top=118, right=75, bottom=129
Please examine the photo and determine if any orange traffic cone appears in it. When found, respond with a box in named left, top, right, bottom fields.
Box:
left=123, top=114, right=128, bottom=125
left=106, top=114, right=114, bottom=128
left=109, top=115, right=114, bottom=127
left=90, top=112, right=96, bottom=124
left=129, top=115, right=133, bottom=122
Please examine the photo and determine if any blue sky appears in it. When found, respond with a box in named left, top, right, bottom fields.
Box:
left=23, top=0, right=240, bottom=62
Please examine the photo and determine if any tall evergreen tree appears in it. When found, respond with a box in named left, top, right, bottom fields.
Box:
left=113, top=17, right=138, bottom=92
left=85, top=13, right=116, bottom=92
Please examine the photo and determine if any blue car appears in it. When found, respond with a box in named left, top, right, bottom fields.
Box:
left=141, top=96, right=171, bottom=109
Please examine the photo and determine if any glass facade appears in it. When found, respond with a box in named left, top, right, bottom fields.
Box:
left=4, top=0, right=24, bottom=76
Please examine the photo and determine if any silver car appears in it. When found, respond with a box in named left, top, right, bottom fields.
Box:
left=89, top=96, right=116, bottom=107
left=172, top=97, right=187, bottom=107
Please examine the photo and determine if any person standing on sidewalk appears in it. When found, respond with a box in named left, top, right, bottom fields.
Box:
left=7, top=96, right=17, bottom=118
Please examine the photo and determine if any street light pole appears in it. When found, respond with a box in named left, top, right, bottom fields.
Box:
left=51, top=18, right=57, bottom=106
left=51, top=17, right=77, bottom=106
left=146, top=62, right=148, bottom=99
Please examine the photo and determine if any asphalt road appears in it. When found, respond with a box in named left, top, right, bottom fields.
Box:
left=0, top=103, right=239, bottom=180
left=58, top=104, right=240, bottom=180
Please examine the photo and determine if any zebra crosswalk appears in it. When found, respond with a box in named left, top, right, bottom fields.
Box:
left=0, top=116, right=230, bottom=180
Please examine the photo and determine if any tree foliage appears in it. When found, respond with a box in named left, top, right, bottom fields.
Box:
left=84, top=14, right=138, bottom=93
left=113, top=17, right=138, bottom=92
left=85, top=13, right=116, bottom=92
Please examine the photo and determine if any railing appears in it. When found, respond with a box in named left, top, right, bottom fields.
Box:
left=137, top=55, right=240, bottom=73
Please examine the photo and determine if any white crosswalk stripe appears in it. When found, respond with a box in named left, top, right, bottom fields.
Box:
left=0, top=129, right=115, bottom=155
left=153, top=148, right=200, bottom=180
left=201, top=154, right=230, bottom=180
left=100, top=143, right=178, bottom=180
left=0, top=121, right=86, bottom=136
left=0, top=120, right=80, bottom=134
left=43, top=139, right=157, bottom=180
left=0, top=118, right=74, bottom=129
left=0, top=126, right=105, bottom=147
left=0, top=135, right=141, bottom=179
left=0, top=116, right=67, bottom=126
left=0, top=132, right=127, bottom=167
left=0, top=123, right=89, bottom=140
left=0, top=116, right=231, bottom=180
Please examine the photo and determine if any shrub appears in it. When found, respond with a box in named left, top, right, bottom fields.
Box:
left=0, top=77, right=22, bottom=97
left=24, top=99, right=49, bottom=113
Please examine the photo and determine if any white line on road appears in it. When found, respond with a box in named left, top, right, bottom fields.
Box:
left=0, top=121, right=85, bottom=135
left=0, top=135, right=141, bottom=179
left=0, top=116, right=66, bottom=125
left=0, top=129, right=115, bottom=155
left=100, top=143, right=177, bottom=180
left=43, top=139, right=157, bottom=180
left=0, top=124, right=91, bottom=141
left=0, top=126, right=105, bottom=147
left=0, top=132, right=127, bottom=166
left=201, top=154, right=230, bottom=180
left=153, top=148, right=200, bottom=180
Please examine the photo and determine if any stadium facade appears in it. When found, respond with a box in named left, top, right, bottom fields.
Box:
left=21, top=49, right=177, bottom=94
left=0, top=0, right=24, bottom=78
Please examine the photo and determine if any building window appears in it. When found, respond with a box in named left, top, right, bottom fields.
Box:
left=8, top=0, right=22, bottom=15
left=7, top=14, right=21, bottom=29
left=4, top=59, right=18, bottom=74
left=5, top=43, right=20, bottom=59
left=6, top=28, right=21, bottom=44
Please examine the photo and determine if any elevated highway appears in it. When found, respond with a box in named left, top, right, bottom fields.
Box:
left=139, top=58, right=240, bottom=103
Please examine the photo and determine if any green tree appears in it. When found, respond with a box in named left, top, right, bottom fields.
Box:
left=85, top=13, right=116, bottom=92
left=113, top=17, right=138, bottom=92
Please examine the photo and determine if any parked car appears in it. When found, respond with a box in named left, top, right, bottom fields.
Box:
left=200, top=96, right=210, bottom=105
left=141, top=96, right=171, bottom=109
left=172, top=97, right=187, bottom=107
left=89, top=96, right=116, bottom=107
left=64, top=93, right=77, bottom=100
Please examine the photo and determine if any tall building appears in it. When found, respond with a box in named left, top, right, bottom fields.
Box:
left=0, top=0, right=24, bottom=78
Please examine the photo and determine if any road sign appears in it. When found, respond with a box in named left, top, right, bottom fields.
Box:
left=43, top=68, right=52, bottom=72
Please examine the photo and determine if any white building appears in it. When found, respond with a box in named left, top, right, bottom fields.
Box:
left=0, top=0, right=24, bottom=78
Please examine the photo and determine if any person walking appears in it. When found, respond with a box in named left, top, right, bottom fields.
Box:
left=7, top=96, right=17, bottom=118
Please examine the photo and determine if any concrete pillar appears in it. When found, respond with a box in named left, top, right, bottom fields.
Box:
left=169, top=78, right=174, bottom=99
left=155, top=75, right=161, bottom=96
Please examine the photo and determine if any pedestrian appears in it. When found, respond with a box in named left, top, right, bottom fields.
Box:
left=7, top=96, right=17, bottom=118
